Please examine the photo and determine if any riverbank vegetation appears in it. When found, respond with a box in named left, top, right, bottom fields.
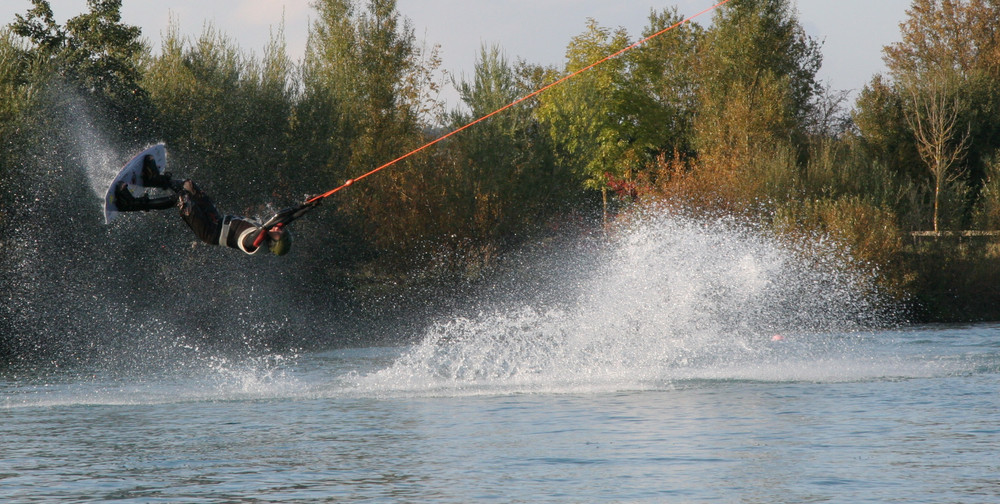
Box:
left=3, top=0, right=1000, bottom=326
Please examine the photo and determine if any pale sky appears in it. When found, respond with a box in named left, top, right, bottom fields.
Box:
left=1, top=0, right=912, bottom=107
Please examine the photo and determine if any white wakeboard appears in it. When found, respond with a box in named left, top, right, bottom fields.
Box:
left=104, top=143, right=167, bottom=224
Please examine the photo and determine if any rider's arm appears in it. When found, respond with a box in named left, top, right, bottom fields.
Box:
left=220, top=217, right=263, bottom=255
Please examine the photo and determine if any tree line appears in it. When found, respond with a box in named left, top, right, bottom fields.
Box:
left=3, top=0, right=1000, bottom=321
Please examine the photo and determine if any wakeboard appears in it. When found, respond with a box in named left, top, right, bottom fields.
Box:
left=104, top=143, right=167, bottom=224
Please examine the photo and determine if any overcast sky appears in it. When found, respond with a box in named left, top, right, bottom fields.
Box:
left=2, top=0, right=912, bottom=107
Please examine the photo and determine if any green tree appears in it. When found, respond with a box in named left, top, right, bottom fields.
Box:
left=536, top=19, right=633, bottom=221
left=972, top=155, right=1000, bottom=228
left=303, top=0, right=451, bottom=272
left=0, top=28, right=37, bottom=229
left=691, top=0, right=821, bottom=167
left=306, top=0, right=419, bottom=170
left=0, top=28, right=34, bottom=157
left=292, top=0, right=353, bottom=198
left=11, top=0, right=150, bottom=139
left=448, top=45, right=563, bottom=250
left=626, top=7, right=703, bottom=159
left=853, top=75, right=921, bottom=181
left=142, top=21, right=294, bottom=210
left=248, top=25, right=296, bottom=200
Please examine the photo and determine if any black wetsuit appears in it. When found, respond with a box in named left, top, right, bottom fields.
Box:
left=177, top=180, right=264, bottom=255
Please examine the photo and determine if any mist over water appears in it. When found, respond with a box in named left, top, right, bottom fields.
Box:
left=4, top=172, right=914, bottom=406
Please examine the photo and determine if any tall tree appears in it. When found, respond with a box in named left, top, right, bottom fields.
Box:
left=879, top=0, right=1000, bottom=221
left=536, top=19, right=632, bottom=220
left=142, top=19, right=296, bottom=210
left=306, top=0, right=419, bottom=172
left=853, top=74, right=921, bottom=181
left=691, top=0, right=821, bottom=167
left=304, top=0, right=444, bottom=263
left=902, top=71, right=971, bottom=232
left=294, top=0, right=354, bottom=197
left=883, top=0, right=1000, bottom=80
left=11, top=0, right=150, bottom=139
left=449, top=45, right=562, bottom=247
left=627, top=7, right=703, bottom=158
left=0, top=28, right=37, bottom=230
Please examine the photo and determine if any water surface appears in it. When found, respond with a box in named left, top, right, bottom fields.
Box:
left=3, top=324, right=998, bottom=503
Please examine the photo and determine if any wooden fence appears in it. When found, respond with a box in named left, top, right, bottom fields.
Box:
left=910, top=230, right=1000, bottom=245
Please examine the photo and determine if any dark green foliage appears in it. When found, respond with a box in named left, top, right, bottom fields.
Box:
left=691, top=0, right=822, bottom=164
left=11, top=0, right=151, bottom=140
left=142, top=23, right=294, bottom=211
left=0, top=29, right=33, bottom=199
left=448, top=46, right=571, bottom=253
left=626, top=8, right=703, bottom=159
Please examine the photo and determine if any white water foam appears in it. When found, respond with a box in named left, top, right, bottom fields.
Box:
left=353, top=213, right=902, bottom=396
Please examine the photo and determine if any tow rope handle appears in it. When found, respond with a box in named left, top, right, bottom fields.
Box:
left=252, top=200, right=321, bottom=249
left=250, top=178, right=352, bottom=249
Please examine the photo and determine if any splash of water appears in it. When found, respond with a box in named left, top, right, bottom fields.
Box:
left=63, top=93, right=125, bottom=201
left=355, top=212, right=898, bottom=395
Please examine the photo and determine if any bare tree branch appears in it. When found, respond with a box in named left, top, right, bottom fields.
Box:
left=901, top=72, right=970, bottom=232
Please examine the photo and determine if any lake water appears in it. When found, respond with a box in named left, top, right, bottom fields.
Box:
left=3, top=323, right=998, bottom=503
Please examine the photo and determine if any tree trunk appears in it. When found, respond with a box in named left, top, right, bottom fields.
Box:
left=933, top=181, right=940, bottom=233
left=602, top=186, right=608, bottom=227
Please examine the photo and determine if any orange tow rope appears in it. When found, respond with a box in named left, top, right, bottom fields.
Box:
left=305, top=0, right=734, bottom=206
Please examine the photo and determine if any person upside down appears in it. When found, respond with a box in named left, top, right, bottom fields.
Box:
left=114, top=155, right=293, bottom=256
